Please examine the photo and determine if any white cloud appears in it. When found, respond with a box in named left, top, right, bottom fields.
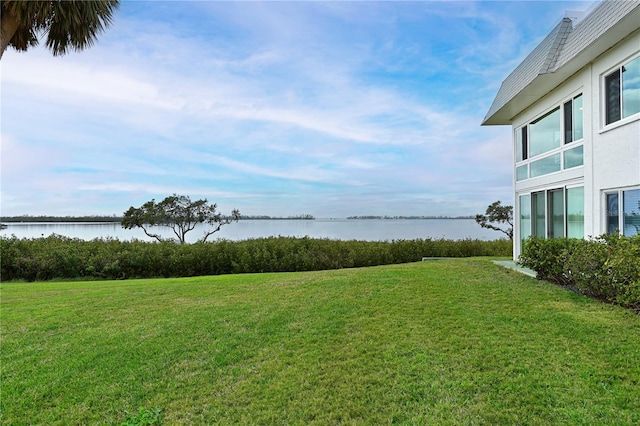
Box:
left=0, top=1, right=581, bottom=217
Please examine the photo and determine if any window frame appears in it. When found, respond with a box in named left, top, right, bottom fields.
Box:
left=518, top=185, right=584, bottom=241
left=514, top=92, right=584, bottom=182
left=603, top=54, right=640, bottom=127
left=604, top=187, right=640, bottom=236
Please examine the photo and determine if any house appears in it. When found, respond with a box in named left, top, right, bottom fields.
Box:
left=482, top=0, right=640, bottom=259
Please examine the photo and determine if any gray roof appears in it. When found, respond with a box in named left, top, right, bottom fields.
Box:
left=483, top=0, right=640, bottom=126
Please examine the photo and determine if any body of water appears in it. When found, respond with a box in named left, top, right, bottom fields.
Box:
left=0, top=219, right=503, bottom=242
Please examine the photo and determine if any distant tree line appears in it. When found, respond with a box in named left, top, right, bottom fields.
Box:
left=0, top=215, right=123, bottom=223
left=347, top=215, right=474, bottom=220
left=241, top=214, right=315, bottom=220
left=1, top=214, right=316, bottom=223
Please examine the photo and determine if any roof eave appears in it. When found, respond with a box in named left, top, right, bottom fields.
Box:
left=482, top=4, right=640, bottom=126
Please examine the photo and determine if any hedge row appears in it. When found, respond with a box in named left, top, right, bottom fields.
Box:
left=0, top=235, right=511, bottom=282
left=518, top=234, right=640, bottom=310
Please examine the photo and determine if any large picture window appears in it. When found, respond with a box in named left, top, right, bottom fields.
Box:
left=605, top=56, right=640, bottom=125
left=606, top=188, right=640, bottom=236
left=529, top=107, right=560, bottom=157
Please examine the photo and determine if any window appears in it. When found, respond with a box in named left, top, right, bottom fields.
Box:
left=530, top=107, right=560, bottom=157
left=548, top=189, right=565, bottom=238
left=516, top=165, right=528, bottom=182
left=530, top=154, right=561, bottom=177
left=564, top=94, right=583, bottom=143
left=514, top=93, right=583, bottom=181
left=605, top=56, right=640, bottom=125
left=519, top=186, right=584, bottom=242
left=515, top=126, right=528, bottom=162
left=606, top=188, right=640, bottom=236
left=519, top=194, right=531, bottom=248
left=607, top=193, right=619, bottom=234
left=532, top=191, right=546, bottom=238
left=566, top=187, right=584, bottom=239
left=564, top=145, right=583, bottom=169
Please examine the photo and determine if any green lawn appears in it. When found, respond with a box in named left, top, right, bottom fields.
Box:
left=2, top=258, right=639, bottom=425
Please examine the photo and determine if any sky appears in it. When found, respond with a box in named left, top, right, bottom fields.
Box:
left=1, top=0, right=594, bottom=218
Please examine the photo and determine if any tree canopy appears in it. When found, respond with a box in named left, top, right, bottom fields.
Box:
left=475, top=200, right=513, bottom=240
left=121, top=194, right=240, bottom=244
left=1, top=0, right=119, bottom=60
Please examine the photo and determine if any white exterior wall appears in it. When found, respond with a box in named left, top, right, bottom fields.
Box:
left=511, top=29, right=640, bottom=259
left=589, top=30, right=640, bottom=236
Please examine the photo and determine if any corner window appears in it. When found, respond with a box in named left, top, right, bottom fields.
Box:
left=514, top=93, right=583, bottom=181
left=515, top=126, right=528, bottom=162
left=605, top=56, right=640, bottom=125
left=516, top=165, right=528, bottom=182
left=606, top=188, right=640, bottom=236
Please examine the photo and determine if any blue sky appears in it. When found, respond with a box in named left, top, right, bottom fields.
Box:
left=1, top=0, right=593, bottom=218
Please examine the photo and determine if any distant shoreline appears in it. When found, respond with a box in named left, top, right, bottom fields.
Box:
left=1, top=215, right=474, bottom=223
left=346, top=216, right=474, bottom=220
left=0, top=215, right=315, bottom=223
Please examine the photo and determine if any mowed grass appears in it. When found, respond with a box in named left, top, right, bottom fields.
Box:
left=2, top=258, right=639, bottom=425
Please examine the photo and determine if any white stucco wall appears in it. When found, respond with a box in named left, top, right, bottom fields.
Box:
left=589, top=30, right=640, bottom=236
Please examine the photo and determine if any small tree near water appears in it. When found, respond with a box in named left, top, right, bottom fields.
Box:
left=121, top=194, right=240, bottom=244
left=475, top=200, right=513, bottom=240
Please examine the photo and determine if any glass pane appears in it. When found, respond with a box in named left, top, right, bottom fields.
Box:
left=623, top=189, right=640, bottom=236
left=564, top=145, right=584, bottom=169
left=605, top=69, right=621, bottom=124
left=548, top=189, right=565, bottom=238
left=516, top=165, right=528, bottom=181
left=564, top=99, right=573, bottom=143
left=515, top=128, right=523, bottom=162
left=573, top=94, right=583, bottom=140
left=566, top=187, right=584, bottom=239
left=520, top=194, right=531, bottom=248
left=607, top=193, right=619, bottom=234
left=530, top=108, right=560, bottom=157
left=622, top=57, right=640, bottom=119
left=532, top=191, right=546, bottom=238
left=530, top=154, right=561, bottom=177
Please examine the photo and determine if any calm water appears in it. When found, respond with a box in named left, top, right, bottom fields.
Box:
left=0, top=219, right=502, bottom=242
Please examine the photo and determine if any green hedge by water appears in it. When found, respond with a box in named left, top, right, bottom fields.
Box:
left=0, top=235, right=511, bottom=281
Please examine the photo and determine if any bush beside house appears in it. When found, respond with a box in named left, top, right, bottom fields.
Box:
left=519, top=234, right=640, bottom=310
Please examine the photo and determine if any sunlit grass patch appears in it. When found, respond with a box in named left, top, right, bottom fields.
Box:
left=2, top=258, right=639, bottom=424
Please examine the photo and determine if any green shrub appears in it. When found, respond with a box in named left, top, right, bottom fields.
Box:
left=518, top=237, right=578, bottom=285
left=565, top=234, right=640, bottom=309
left=519, top=234, right=640, bottom=310
left=0, top=235, right=512, bottom=282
